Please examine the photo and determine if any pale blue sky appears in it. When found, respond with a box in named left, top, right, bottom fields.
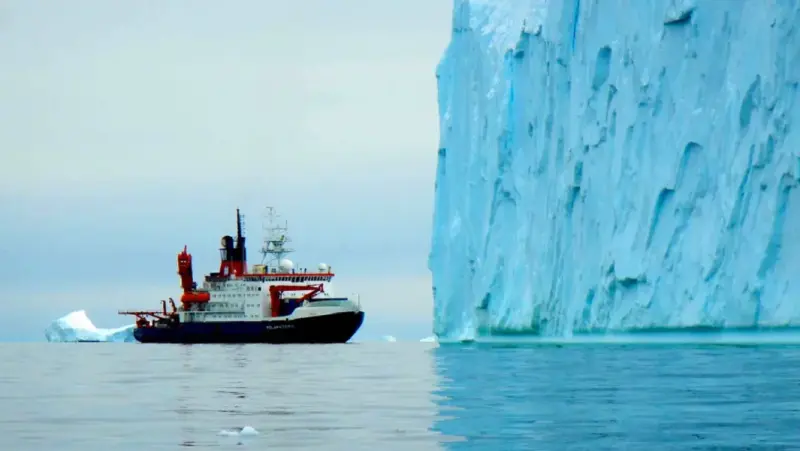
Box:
left=0, top=0, right=453, bottom=341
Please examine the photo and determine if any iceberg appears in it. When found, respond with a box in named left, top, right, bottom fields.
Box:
left=45, top=310, right=136, bottom=342
left=430, top=0, right=800, bottom=339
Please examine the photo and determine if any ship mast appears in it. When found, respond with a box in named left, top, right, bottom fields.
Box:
left=260, top=206, right=294, bottom=267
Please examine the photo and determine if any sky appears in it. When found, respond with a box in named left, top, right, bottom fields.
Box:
left=0, top=0, right=454, bottom=341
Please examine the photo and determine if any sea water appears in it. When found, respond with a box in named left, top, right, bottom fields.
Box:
left=1, top=339, right=798, bottom=450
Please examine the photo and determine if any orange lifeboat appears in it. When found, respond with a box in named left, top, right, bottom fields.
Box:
left=180, top=291, right=210, bottom=303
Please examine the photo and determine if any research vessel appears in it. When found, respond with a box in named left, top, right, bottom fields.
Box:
left=119, top=207, right=365, bottom=344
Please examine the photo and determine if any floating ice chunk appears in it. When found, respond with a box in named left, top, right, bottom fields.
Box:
left=218, top=426, right=259, bottom=437
left=44, top=310, right=135, bottom=342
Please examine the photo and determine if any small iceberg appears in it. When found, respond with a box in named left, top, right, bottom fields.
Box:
left=45, top=310, right=136, bottom=342
left=218, top=426, right=260, bottom=446
left=218, top=426, right=259, bottom=437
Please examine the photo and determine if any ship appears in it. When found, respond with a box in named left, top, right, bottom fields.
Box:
left=119, top=207, right=365, bottom=344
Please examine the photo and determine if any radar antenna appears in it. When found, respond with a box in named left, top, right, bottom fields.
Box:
left=260, top=207, right=294, bottom=266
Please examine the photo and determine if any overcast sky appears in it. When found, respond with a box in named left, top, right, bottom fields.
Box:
left=0, top=0, right=453, bottom=341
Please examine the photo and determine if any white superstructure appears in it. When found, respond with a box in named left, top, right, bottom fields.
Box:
left=121, top=206, right=362, bottom=327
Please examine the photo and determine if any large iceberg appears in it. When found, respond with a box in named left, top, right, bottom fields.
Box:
left=430, top=0, right=800, bottom=339
left=45, top=310, right=136, bottom=342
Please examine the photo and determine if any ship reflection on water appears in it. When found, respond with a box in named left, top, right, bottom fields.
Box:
left=168, top=343, right=445, bottom=449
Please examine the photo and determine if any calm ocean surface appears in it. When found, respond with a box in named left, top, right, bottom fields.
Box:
left=1, top=341, right=799, bottom=450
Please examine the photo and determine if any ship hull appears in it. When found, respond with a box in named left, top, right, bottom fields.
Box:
left=133, top=311, right=364, bottom=344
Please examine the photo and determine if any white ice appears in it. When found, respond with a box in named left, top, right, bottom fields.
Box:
left=430, top=0, right=800, bottom=339
left=44, top=310, right=135, bottom=343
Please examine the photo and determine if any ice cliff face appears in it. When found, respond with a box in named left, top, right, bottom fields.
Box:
left=429, top=0, right=800, bottom=339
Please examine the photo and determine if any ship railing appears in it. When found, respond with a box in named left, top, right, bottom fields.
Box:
left=118, top=310, right=174, bottom=321
left=338, top=293, right=361, bottom=309
left=303, top=295, right=361, bottom=310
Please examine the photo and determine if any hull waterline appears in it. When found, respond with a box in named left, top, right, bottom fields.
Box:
left=133, top=311, right=364, bottom=344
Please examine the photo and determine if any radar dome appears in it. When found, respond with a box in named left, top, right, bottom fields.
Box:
left=318, top=263, right=329, bottom=273
left=279, top=258, right=294, bottom=271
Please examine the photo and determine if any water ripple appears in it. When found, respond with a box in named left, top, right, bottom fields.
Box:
left=0, top=342, right=798, bottom=450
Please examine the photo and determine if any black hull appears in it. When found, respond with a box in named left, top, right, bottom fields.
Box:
left=133, top=311, right=364, bottom=344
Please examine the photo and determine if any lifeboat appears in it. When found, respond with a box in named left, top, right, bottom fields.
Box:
left=180, top=291, right=210, bottom=303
